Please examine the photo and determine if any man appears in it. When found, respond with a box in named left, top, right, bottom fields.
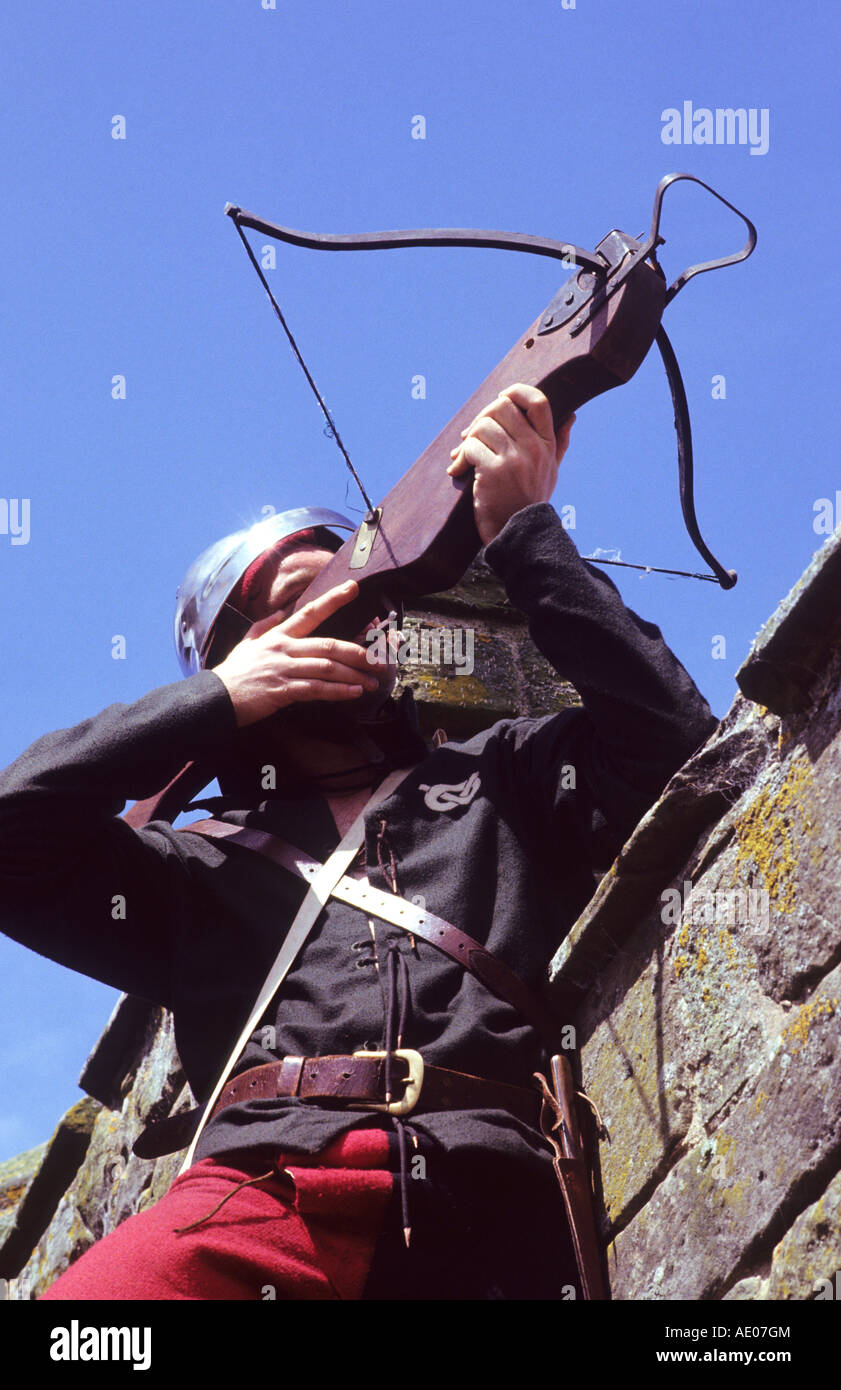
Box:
left=0, top=385, right=717, bottom=1299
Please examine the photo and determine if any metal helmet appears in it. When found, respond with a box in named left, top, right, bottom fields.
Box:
left=174, top=507, right=355, bottom=676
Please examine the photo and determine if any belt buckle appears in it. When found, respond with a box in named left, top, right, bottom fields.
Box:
left=350, top=1049, right=425, bottom=1117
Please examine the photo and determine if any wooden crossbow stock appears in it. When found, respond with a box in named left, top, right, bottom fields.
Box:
left=230, top=171, right=755, bottom=633
left=125, top=172, right=755, bottom=827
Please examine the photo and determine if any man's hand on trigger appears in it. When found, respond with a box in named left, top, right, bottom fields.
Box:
left=212, top=580, right=386, bottom=728
left=446, top=383, right=575, bottom=546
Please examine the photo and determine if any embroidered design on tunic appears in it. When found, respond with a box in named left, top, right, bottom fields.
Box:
left=417, top=771, right=481, bottom=812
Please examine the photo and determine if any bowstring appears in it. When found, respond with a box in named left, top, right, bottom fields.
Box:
left=231, top=217, right=377, bottom=518
left=582, top=557, right=718, bottom=582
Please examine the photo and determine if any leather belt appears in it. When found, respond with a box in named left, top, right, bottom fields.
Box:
left=133, top=1052, right=543, bottom=1159
left=210, top=1052, right=542, bottom=1126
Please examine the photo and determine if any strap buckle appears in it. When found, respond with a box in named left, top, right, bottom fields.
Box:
left=350, top=1049, right=425, bottom=1116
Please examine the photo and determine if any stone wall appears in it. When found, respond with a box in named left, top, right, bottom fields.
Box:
left=549, top=526, right=841, bottom=1299
left=3, top=1007, right=191, bottom=1300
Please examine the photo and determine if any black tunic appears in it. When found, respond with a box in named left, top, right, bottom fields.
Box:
left=0, top=504, right=717, bottom=1290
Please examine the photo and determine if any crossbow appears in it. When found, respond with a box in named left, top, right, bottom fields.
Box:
left=124, top=173, right=755, bottom=827
left=226, top=171, right=756, bottom=641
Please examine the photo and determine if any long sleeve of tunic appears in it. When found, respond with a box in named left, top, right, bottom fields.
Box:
left=0, top=503, right=718, bottom=1171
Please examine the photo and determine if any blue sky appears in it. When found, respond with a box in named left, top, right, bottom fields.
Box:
left=1, top=0, right=839, bottom=1156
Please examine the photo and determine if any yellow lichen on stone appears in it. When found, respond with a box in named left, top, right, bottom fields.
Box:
left=717, top=927, right=740, bottom=970
left=722, top=1178, right=747, bottom=1209
left=672, top=921, right=693, bottom=979
left=733, top=755, right=816, bottom=913
left=809, top=839, right=828, bottom=870
left=585, top=979, right=685, bottom=1223
left=781, top=997, right=838, bottom=1055
left=672, top=912, right=752, bottom=987
left=695, top=930, right=709, bottom=973
left=409, top=673, right=491, bottom=707
left=0, top=1180, right=28, bottom=1210
left=714, top=1132, right=737, bottom=1184
left=714, top=1142, right=752, bottom=1212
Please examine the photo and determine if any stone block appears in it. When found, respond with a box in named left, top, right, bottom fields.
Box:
left=0, top=1144, right=46, bottom=1247
left=577, top=823, right=791, bottom=1232
left=11, top=1007, right=190, bottom=1295
left=0, top=1098, right=99, bottom=1282
left=767, top=1167, right=841, bottom=1300
left=11, top=1191, right=96, bottom=1300
left=607, top=961, right=841, bottom=1299
left=730, top=736, right=841, bottom=1002
left=723, top=1276, right=768, bottom=1300
left=578, top=913, right=692, bottom=1229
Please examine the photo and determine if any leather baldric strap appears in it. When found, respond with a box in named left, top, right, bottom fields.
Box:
left=185, top=816, right=561, bottom=1042
left=176, top=766, right=411, bottom=1173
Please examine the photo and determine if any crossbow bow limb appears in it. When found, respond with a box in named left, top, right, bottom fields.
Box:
left=225, top=172, right=756, bottom=641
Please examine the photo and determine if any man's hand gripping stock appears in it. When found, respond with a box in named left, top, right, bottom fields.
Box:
left=215, top=384, right=574, bottom=726
left=447, top=382, right=575, bottom=546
